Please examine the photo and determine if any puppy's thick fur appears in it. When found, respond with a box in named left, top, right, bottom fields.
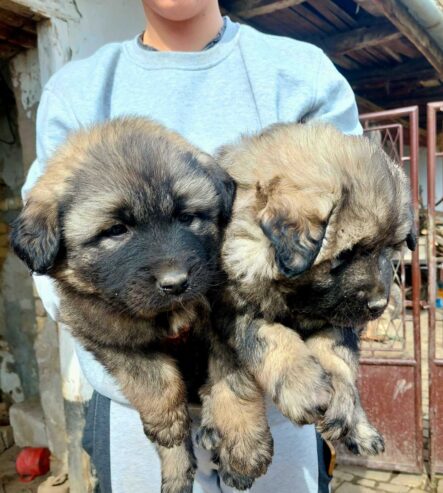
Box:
left=11, top=117, right=235, bottom=493
left=197, top=123, right=415, bottom=489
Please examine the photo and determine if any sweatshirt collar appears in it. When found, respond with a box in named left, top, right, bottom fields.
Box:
left=124, top=17, right=240, bottom=70
left=138, top=17, right=228, bottom=52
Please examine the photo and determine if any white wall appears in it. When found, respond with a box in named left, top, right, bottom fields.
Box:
left=404, top=147, right=443, bottom=212
left=68, top=0, right=145, bottom=61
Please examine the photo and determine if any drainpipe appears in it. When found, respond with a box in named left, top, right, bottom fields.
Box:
left=400, top=0, right=443, bottom=49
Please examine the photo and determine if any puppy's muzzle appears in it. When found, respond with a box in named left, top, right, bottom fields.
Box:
left=367, top=297, right=388, bottom=317
left=156, top=269, right=189, bottom=295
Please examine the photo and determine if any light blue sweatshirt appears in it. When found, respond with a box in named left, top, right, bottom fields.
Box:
left=24, top=17, right=361, bottom=492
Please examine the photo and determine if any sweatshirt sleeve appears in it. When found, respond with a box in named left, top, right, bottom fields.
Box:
left=23, top=87, right=128, bottom=405
left=306, top=51, right=362, bottom=136
left=22, top=88, right=81, bottom=199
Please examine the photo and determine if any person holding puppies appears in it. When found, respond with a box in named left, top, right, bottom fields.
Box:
left=23, top=0, right=362, bottom=492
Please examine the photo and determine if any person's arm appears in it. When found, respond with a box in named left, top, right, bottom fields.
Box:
left=306, top=51, right=362, bottom=136
left=26, top=85, right=129, bottom=405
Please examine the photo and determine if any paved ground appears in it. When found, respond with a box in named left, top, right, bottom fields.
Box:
left=332, top=464, right=432, bottom=492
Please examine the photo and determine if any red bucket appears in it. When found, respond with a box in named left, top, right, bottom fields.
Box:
left=16, top=447, right=50, bottom=482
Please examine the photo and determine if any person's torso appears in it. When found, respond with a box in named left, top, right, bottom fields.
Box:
left=48, top=18, right=322, bottom=154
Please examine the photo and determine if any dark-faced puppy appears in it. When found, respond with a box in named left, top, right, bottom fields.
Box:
left=197, top=123, right=415, bottom=489
left=11, top=117, right=235, bottom=493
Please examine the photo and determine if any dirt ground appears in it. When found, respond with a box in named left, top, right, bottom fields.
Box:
left=0, top=446, right=48, bottom=493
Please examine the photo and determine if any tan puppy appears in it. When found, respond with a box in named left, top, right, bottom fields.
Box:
left=197, top=123, right=415, bottom=490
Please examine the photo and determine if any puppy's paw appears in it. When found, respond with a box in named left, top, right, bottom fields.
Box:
left=203, top=425, right=273, bottom=490
left=196, top=426, right=222, bottom=451
left=219, top=469, right=256, bottom=491
left=345, top=420, right=385, bottom=456
left=143, top=404, right=191, bottom=448
left=161, top=478, right=194, bottom=493
left=217, top=430, right=274, bottom=491
left=317, top=379, right=357, bottom=441
left=273, top=355, right=331, bottom=425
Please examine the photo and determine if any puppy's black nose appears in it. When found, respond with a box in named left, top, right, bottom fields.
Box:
left=367, top=298, right=388, bottom=313
left=157, top=270, right=188, bottom=295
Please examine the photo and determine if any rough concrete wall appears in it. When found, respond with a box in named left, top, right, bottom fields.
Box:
left=7, top=47, right=68, bottom=470
left=10, top=49, right=40, bottom=174
left=68, top=0, right=144, bottom=61
left=35, top=315, right=67, bottom=472
left=0, top=62, right=38, bottom=403
left=1, top=254, right=38, bottom=399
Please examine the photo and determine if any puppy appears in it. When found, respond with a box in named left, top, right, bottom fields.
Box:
left=197, top=123, right=415, bottom=489
left=11, top=117, right=235, bottom=493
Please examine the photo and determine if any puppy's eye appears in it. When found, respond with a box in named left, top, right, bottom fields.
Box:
left=178, top=214, right=195, bottom=225
left=103, top=224, right=128, bottom=237
left=330, top=248, right=353, bottom=271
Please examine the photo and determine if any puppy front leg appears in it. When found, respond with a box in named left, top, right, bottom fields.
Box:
left=235, top=317, right=331, bottom=425
left=197, top=343, right=273, bottom=491
left=157, top=436, right=196, bottom=493
left=305, top=327, right=384, bottom=455
left=91, top=347, right=195, bottom=491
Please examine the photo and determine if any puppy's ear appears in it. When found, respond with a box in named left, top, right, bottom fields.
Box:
left=257, top=179, right=328, bottom=278
left=406, top=229, right=417, bottom=251
left=406, top=204, right=417, bottom=251
left=203, top=157, right=236, bottom=225
left=10, top=199, right=61, bottom=275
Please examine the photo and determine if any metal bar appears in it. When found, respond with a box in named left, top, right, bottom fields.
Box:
left=427, top=101, right=440, bottom=477
left=360, top=358, right=417, bottom=366
left=364, top=123, right=404, bottom=132
left=352, top=106, right=429, bottom=472
left=409, top=106, right=424, bottom=471
left=360, top=106, right=422, bottom=121
left=360, top=107, right=423, bottom=472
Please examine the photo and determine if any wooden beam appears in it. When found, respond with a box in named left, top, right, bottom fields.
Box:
left=346, top=59, right=437, bottom=86
left=0, top=39, right=20, bottom=59
left=330, top=54, right=360, bottom=71
left=356, top=95, right=386, bottom=114
left=0, top=18, right=35, bottom=48
left=0, top=6, right=36, bottom=32
left=355, top=0, right=385, bottom=17
left=382, top=44, right=402, bottom=63
left=362, top=85, right=443, bottom=106
left=220, top=0, right=306, bottom=18
left=367, top=0, right=443, bottom=78
left=309, top=21, right=402, bottom=55
left=0, top=0, right=81, bottom=21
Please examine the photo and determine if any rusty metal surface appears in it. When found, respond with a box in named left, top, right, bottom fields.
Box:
left=430, top=363, right=443, bottom=474
left=427, top=101, right=443, bottom=476
left=342, top=365, right=420, bottom=472
left=339, top=107, right=423, bottom=472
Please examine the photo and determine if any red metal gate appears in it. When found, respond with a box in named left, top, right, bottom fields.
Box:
left=338, top=107, right=423, bottom=473
left=427, top=102, right=443, bottom=476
